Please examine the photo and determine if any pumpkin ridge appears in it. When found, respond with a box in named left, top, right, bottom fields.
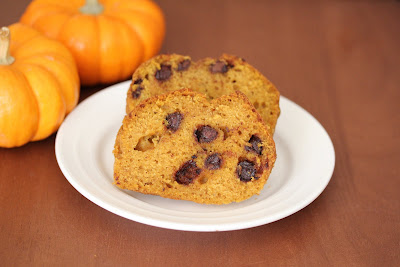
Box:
left=14, top=62, right=66, bottom=140
left=15, top=54, right=67, bottom=102
left=12, top=34, right=75, bottom=63
left=54, top=13, right=78, bottom=40
left=15, top=60, right=67, bottom=108
left=8, top=27, right=39, bottom=53
left=30, top=2, right=78, bottom=13
left=21, top=3, right=75, bottom=27
left=93, top=15, right=101, bottom=84
left=16, top=51, right=75, bottom=67
left=105, top=6, right=152, bottom=18
left=96, top=15, right=127, bottom=83
left=116, top=16, right=144, bottom=81
left=18, top=54, right=79, bottom=113
left=57, top=14, right=100, bottom=85
left=32, top=65, right=67, bottom=139
left=105, top=1, right=164, bottom=23
left=106, top=9, right=161, bottom=31
left=34, top=7, right=75, bottom=17
left=1, top=65, right=40, bottom=146
left=11, top=35, right=40, bottom=55
left=103, top=15, right=126, bottom=81
left=108, top=9, right=162, bottom=61
left=98, top=13, right=144, bottom=81
left=33, top=10, right=76, bottom=39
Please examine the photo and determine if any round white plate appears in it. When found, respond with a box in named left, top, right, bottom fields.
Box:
left=55, top=81, right=335, bottom=232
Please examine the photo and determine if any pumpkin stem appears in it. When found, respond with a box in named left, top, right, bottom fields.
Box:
left=0, top=27, right=15, bottom=65
left=80, top=0, right=104, bottom=15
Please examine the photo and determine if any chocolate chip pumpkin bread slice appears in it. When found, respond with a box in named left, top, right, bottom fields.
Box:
left=114, top=89, right=276, bottom=204
left=126, top=54, right=280, bottom=135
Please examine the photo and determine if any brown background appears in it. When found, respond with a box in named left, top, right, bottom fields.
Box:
left=1, top=0, right=399, bottom=266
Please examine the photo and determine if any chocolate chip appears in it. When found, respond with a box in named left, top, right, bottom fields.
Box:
left=177, top=59, right=191, bottom=71
left=245, top=135, right=263, bottom=155
left=195, top=125, right=218, bottom=143
left=205, top=153, right=222, bottom=170
left=166, top=112, right=183, bottom=132
left=133, top=78, right=143, bottom=85
left=191, top=155, right=197, bottom=159
left=237, top=160, right=258, bottom=182
left=155, top=64, right=172, bottom=81
left=210, top=60, right=229, bottom=73
left=132, top=86, right=144, bottom=99
left=175, top=160, right=202, bottom=185
left=210, top=60, right=234, bottom=73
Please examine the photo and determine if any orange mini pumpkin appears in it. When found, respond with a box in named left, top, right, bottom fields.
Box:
left=20, top=0, right=166, bottom=85
left=0, top=24, right=80, bottom=148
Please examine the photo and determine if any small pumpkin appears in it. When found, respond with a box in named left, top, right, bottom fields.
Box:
left=20, top=0, right=166, bottom=85
left=0, top=24, right=80, bottom=148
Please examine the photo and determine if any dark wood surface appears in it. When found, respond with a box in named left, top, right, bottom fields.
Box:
left=1, top=1, right=399, bottom=265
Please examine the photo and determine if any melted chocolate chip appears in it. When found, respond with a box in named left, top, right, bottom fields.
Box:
left=133, top=78, right=143, bottom=85
left=132, top=86, right=144, bottom=99
left=205, top=153, right=222, bottom=170
left=210, top=60, right=229, bottom=73
left=245, top=135, right=263, bottom=155
left=237, top=160, right=258, bottom=182
left=175, top=160, right=202, bottom=185
left=155, top=65, right=172, bottom=81
left=177, top=59, right=191, bottom=71
left=195, top=125, right=218, bottom=143
left=166, top=112, right=183, bottom=132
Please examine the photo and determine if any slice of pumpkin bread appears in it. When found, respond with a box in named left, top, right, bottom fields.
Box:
left=126, top=54, right=280, bottom=135
left=114, top=89, right=276, bottom=204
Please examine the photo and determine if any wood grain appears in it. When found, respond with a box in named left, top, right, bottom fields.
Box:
left=0, top=1, right=399, bottom=265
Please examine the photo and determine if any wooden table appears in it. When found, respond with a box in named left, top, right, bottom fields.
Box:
left=1, top=1, right=399, bottom=265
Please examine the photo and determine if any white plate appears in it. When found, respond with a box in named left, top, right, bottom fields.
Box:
left=55, top=81, right=335, bottom=232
